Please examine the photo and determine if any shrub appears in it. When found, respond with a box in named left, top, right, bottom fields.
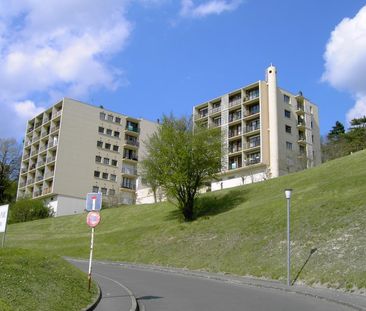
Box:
left=8, top=199, right=53, bottom=224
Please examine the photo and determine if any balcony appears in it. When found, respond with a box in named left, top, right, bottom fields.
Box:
left=122, top=167, right=138, bottom=176
left=246, top=157, right=261, bottom=165
left=244, top=90, right=259, bottom=102
left=52, top=110, right=62, bottom=119
left=228, top=130, right=242, bottom=138
left=50, top=125, right=60, bottom=133
left=46, top=156, right=56, bottom=163
left=244, top=107, right=260, bottom=118
left=228, top=162, right=242, bottom=170
left=32, top=135, right=40, bottom=143
left=25, top=140, right=32, bottom=147
left=125, top=125, right=139, bottom=133
left=27, top=178, right=34, bottom=185
left=29, top=164, right=36, bottom=171
left=194, top=111, right=208, bottom=120
left=298, top=135, right=306, bottom=144
left=210, top=106, right=221, bottom=115
left=244, top=141, right=260, bottom=151
left=39, top=145, right=47, bottom=153
left=41, top=130, right=49, bottom=138
left=34, top=122, right=42, bottom=129
left=34, top=190, right=42, bottom=197
left=19, top=182, right=26, bottom=188
left=20, top=167, right=28, bottom=174
left=228, top=113, right=242, bottom=123
left=23, top=153, right=30, bottom=160
left=43, top=116, right=50, bottom=123
left=48, top=141, right=58, bottom=149
left=125, top=139, right=139, bottom=147
left=296, top=105, right=305, bottom=114
left=36, top=175, right=44, bottom=182
left=36, top=160, right=45, bottom=167
left=297, top=120, right=306, bottom=128
left=30, top=149, right=38, bottom=157
left=43, top=187, right=51, bottom=195
left=45, top=171, right=54, bottom=179
left=121, top=184, right=136, bottom=190
left=123, top=155, right=138, bottom=161
left=27, top=126, right=34, bottom=133
left=244, top=124, right=260, bottom=134
left=228, top=98, right=241, bottom=108
left=229, top=145, right=242, bottom=154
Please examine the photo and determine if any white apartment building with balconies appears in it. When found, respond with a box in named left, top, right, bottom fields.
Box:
left=193, top=65, right=321, bottom=191
left=17, top=98, right=158, bottom=216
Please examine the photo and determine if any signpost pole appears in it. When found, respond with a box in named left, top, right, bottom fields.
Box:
left=87, top=198, right=96, bottom=291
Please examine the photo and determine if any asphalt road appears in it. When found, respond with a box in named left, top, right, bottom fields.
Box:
left=70, top=260, right=357, bottom=311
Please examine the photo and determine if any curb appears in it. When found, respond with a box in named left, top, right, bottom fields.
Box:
left=82, top=283, right=102, bottom=311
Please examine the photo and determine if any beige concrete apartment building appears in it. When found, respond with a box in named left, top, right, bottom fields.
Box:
left=193, top=65, right=321, bottom=191
left=17, top=98, right=158, bottom=216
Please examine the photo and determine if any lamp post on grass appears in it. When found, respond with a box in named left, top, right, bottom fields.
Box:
left=285, top=189, right=292, bottom=286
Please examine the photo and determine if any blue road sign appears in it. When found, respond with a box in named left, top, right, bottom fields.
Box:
left=86, top=193, right=102, bottom=211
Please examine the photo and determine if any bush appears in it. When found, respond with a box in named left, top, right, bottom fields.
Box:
left=8, top=199, right=53, bottom=224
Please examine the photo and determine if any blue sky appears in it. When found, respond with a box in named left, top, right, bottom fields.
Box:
left=1, top=0, right=366, bottom=139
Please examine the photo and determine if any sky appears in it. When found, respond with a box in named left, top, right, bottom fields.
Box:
left=0, top=0, right=366, bottom=140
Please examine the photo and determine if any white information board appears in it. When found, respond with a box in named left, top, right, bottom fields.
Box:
left=0, top=205, right=9, bottom=233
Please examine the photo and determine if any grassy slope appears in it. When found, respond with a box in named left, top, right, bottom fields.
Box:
left=6, top=150, right=366, bottom=290
left=0, top=249, right=97, bottom=311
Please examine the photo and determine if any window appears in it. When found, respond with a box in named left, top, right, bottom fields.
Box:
left=310, top=106, right=313, bottom=114
left=284, top=94, right=290, bottom=104
left=284, top=110, right=291, bottom=118
left=114, top=131, right=120, bottom=138
left=95, top=156, right=101, bottom=163
left=103, top=158, right=110, bottom=165
left=213, top=117, right=221, bottom=127
left=311, top=121, right=314, bottom=129
left=94, top=171, right=100, bottom=178
left=105, top=143, right=111, bottom=150
left=312, top=135, right=314, bottom=143
left=92, top=186, right=99, bottom=193
left=101, top=187, right=107, bottom=195
left=110, top=174, right=116, bottom=181
left=109, top=189, right=115, bottom=196
left=106, top=129, right=112, bottom=136
left=107, top=115, right=113, bottom=122
left=126, top=121, right=139, bottom=132
left=99, top=112, right=106, bottom=120
left=248, top=136, right=260, bottom=148
left=102, top=172, right=108, bottom=179
left=97, top=140, right=103, bottom=148
left=111, top=159, right=118, bottom=166
left=98, top=127, right=104, bottom=134
left=115, top=117, right=121, bottom=124
left=286, top=141, right=293, bottom=150
left=285, top=125, right=292, bottom=134
left=113, top=145, right=119, bottom=152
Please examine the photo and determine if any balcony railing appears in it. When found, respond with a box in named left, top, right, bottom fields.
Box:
left=25, top=140, right=32, bottom=147
left=45, top=171, right=54, bottom=179
left=31, top=149, right=38, bottom=156
left=43, top=116, right=50, bottom=123
left=41, top=131, right=49, bottom=137
left=229, top=146, right=242, bottom=153
left=46, top=156, right=56, bottom=163
left=228, top=163, right=242, bottom=170
left=123, top=155, right=138, bottom=161
left=35, top=122, right=42, bottom=129
left=27, top=179, right=34, bottom=185
left=39, top=145, right=47, bottom=153
left=29, top=164, right=36, bottom=171
left=34, top=190, right=42, bottom=197
left=122, top=167, right=138, bottom=175
left=125, top=139, right=139, bottom=147
left=48, top=141, right=58, bottom=148
left=52, top=110, right=62, bottom=119
left=36, top=160, right=45, bottom=167
left=23, top=153, right=30, bottom=160
left=228, top=130, right=242, bottom=138
left=245, top=124, right=260, bottom=133
left=228, top=98, right=241, bottom=108
left=210, top=106, right=221, bottom=114
left=19, top=182, right=26, bottom=188
left=297, top=120, right=305, bottom=127
left=121, top=184, right=136, bottom=190
left=21, top=167, right=28, bottom=174
left=125, top=125, right=139, bottom=133
left=244, top=141, right=260, bottom=150
left=27, top=127, right=34, bottom=133
left=43, top=187, right=51, bottom=195
left=246, top=157, right=261, bottom=165
left=228, top=114, right=242, bottom=123
left=36, top=175, right=44, bottom=182
left=50, top=125, right=60, bottom=133
left=194, top=112, right=208, bottom=120
left=244, top=107, right=260, bottom=117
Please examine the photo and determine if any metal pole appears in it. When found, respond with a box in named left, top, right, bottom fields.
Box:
left=287, top=197, right=291, bottom=286
left=88, top=227, right=95, bottom=291
left=88, top=198, right=96, bottom=291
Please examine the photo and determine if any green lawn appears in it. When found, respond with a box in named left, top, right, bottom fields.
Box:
left=0, top=248, right=97, bottom=311
left=6, top=149, right=366, bottom=290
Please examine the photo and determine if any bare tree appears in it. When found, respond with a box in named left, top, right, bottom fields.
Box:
left=0, top=138, right=22, bottom=203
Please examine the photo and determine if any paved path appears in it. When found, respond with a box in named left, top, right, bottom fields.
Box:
left=70, top=259, right=366, bottom=311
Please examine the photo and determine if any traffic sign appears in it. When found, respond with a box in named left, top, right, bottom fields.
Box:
left=0, top=205, right=9, bottom=233
left=86, top=211, right=101, bottom=228
left=86, top=192, right=102, bottom=211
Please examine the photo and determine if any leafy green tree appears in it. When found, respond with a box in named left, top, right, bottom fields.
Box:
left=141, top=115, right=222, bottom=221
left=0, top=138, right=21, bottom=204
left=327, top=121, right=345, bottom=141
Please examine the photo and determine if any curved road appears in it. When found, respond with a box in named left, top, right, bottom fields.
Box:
left=70, top=259, right=361, bottom=311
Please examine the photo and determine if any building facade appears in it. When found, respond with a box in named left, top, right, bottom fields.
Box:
left=17, top=98, right=158, bottom=216
left=193, top=65, right=321, bottom=191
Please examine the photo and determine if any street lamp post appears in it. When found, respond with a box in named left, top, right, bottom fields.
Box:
left=285, top=189, right=292, bottom=286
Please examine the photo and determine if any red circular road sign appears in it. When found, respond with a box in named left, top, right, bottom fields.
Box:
left=86, top=211, right=101, bottom=228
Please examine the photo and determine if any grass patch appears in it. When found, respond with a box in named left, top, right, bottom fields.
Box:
left=5, top=150, right=366, bottom=290
left=0, top=248, right=97, bottom=311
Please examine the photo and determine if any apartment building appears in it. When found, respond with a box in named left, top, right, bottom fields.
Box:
left=17, top=98, right=158, bottom=216
left=193, top=65, right=321, bottom=191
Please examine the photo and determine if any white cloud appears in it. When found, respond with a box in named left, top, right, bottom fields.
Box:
left=14, top=100, right=45, bottom=120
left=180, top=0, right=242, bottom=18
left=322, top=5, right=366, bottom=123
left=0, top=0, right=133, bottom=138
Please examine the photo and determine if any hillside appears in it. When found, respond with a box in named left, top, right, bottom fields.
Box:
left=6, top=150, right=366, bottom=290
left=0, top=249, right=97, bottom=311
